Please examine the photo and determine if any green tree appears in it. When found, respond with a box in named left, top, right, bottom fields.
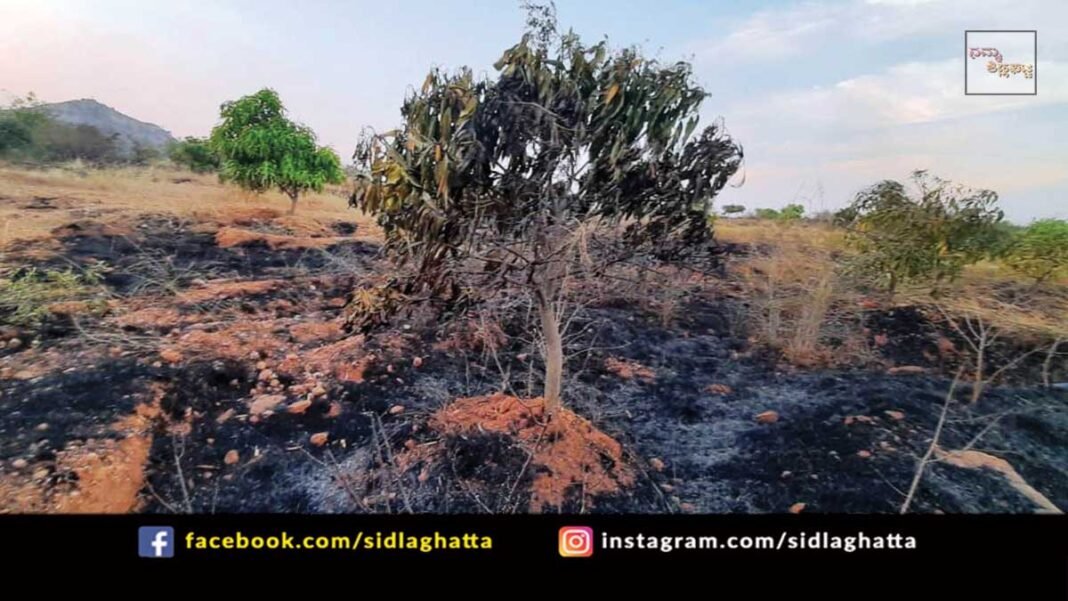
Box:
left=0, top=93, right=49, bottom=158
left=210, top=88, right=344, bottom=214
left=836, top=170, right=1004, bottom=293
left=169, top=136, right=220, bottom=173
left=721, top=204, right=746, bottom=216
left=754, top=208, right=780, bottom=220
left=779, top=203, right=805, bottom=221
left=350, top=5, right=742, bottom=411
left=1003, top=219, right=1068, bottom=286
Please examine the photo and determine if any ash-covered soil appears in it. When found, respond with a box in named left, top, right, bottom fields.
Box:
left=0, top=214, right=1064, bottom=514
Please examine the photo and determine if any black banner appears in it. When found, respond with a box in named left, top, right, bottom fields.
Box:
left=2, top=514, right=1066, bottom=586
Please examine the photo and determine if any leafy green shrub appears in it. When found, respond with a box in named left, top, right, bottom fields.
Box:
left=835, top=170, right=1004, bottom=293
left=169, top=136, right=219, bottom=173
left=779, top=203, right=805, bottom=221
left=1003, top=219, right=1068, bottom=285
left=210, top=89, right=344, bottom=214
left=721, top=204, right=746, bottom=216
left=0, top=265, right=108, bottom=328
left=754, top=208, right=780, bottom=220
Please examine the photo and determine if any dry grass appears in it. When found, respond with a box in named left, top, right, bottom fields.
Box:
left=717, top=218, right=1068, bottom=367
left=0, top=161, right=380, bottom=246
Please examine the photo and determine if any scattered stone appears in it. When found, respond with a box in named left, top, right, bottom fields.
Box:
left=885, top=410, right=905, bottom=421
left=160, top=349, right=182, bottom=364
left=7, top=338, right=22, bottom=350
left=386, top=364, right=395, bottom=374
left=151, top=362, right=163, bottom=369
left=310, top=432, right=329, bottom=447
left=755, top=410, right=779, bottom=424
left=517, top=353, right=529, bottom=362
left=35, top=423, right=48, bottom=432
left=256, top=361, right=268, bottom=371
left=249, top=394, right=285, bottom=416
left=418, top=467, right=430, bottom=483
left=258, top=369, right=275, bottom=382
left=856, top=450, right=872, bottom=458
left=311, top=384, right=327, bottom=398
left=879, top=441, right=895, bottom=451
left=249, top=351, right=262, bottom=361
left=412, top=356, right=423, bottom=368
left=649, top=457, right=666, bottom=472
left=843, top=416, right=855, bottom=426
left=888, top=365, right=928, bottom=375
left=32, top=468, right=49, bottom=480
left=873, top=333, right=889, bottom=347
left=287, top=400, right=312, bottom=415
left=679, top=502, right=697, bottom=513
left=780, top=470, right=793, bottom=479
left=789, top=502, right=806, bottom=514
left=326, top=402, right=342, bottom=418
left=660, top=483, right=675, bottom=493
left=705, top=383, right=733, bottom=395
left=224, top=450, right=239, bottom=465
left=12, top=458, right=28, bottom=470
left=388, top=405, right=405, bottom=416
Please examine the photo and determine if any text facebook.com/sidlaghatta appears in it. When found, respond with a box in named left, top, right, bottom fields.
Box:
left=184, top=531, right=494, bottom=552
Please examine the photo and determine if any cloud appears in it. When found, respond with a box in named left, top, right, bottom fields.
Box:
left=730, top=59, right=1067, bottom=132
left=692, top=0, right=1065, bottom=63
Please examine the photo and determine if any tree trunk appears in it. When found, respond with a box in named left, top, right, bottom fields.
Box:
left=538, top=294, right=563, bottom=414
left=287, top=190, right=299, bottom=215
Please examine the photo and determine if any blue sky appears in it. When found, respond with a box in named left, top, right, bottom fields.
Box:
left=1, top=0, right=1065, bottom=222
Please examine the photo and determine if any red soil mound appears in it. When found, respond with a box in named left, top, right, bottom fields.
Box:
left=406, top=393, right=635, bottom=512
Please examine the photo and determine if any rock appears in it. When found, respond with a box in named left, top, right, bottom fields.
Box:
left=388, top=405, right=405, bottom=416
left=35, top=423, right=48, bottom=432
left=879, top=441, right=895, bottom=451
left=936, top=337, right=956, bottom=356
left=311, top=384, right=327, bottom=398
left=755, top=410, right=779, bottom=424
left=13, top=370, right=34, bottom=380
left=249, top=351, right=262, bottom=361
left=386, top=364, right=395, bottom=374
left=856, top=450, right=872, bottom=458
left=789, top=502, right=806, bottom=514
left=660, top=483, right=675, bottom=493
left=7, top=338, right=22, bottom=350
left=885, top=410, right=905, bottom=421
left=418, top=467, right=430, bottom=483
left=843, top=416, right=855, bottom=426
left=310, top=432, right=329, bottom=447
left=705, top=383, right=733, bottom=395
left=679, top=502, right=697, bottom=513
left=873, top=333, right=889, bottom=347
left=224, top=450, right=239, bottom=465
left=249, top=394, right=285, bottom=416
left=11, top=458, right=28, bottom=470
left=258, top=369, right=274, bottom=382
left=412, top=356, right=423, bottom=368
left=326, top=402, right=342, bottom=418
left=256, top=361, right=268, bottom=371
left=159, top=349, right=182, bottom=364
left=32, top=468, right=49, bottom=480
left=888, top=365, right=928, bottom=375
left=287, top=400, right=312, bottom=415
left=780, top=470, right=793, bottom=479
left=517, top=353, right=529, bottom=362
left=649, top=457, right=666, bottom=472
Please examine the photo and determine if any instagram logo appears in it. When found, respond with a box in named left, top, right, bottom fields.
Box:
left=558, top=526, right=594, bottom=557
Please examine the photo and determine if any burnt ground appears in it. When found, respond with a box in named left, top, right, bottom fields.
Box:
left=0, top=213, right=1065, bottom=514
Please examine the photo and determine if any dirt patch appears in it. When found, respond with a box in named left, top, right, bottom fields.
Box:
left=178, top=279, right=283, bottom=305
left=604, top=357, right=656, bottom=381
left=400, top=394, right=636, bottom=512
left=216, top=227, right=351, bottom=251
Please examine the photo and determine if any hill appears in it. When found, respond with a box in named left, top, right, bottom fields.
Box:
left=40, top=99, right=175, bottom=157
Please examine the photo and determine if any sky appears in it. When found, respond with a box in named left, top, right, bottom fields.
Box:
left=1, top=0, right=1065, bottom=222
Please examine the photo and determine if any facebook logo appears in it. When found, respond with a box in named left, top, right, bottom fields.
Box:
left=138, top=526, right=175, bottom=558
